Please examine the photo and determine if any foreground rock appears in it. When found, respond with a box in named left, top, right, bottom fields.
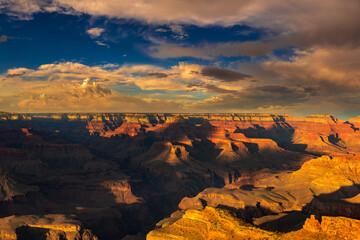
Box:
left=177, top=155, right=360, bottom=224
left=147, top=207, right=278, bottom=240
left=147, top=207, right=360, bottom=240
left=0, top=214, right=97, bottom=240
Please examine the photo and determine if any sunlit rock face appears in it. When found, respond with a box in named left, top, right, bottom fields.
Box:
left=147, top=207, right=360, bottom=240
left=172, top=155, right=360, bottom=224
left=1, top=112, right=360, bottom=239
left=147, top=207, right=279, bottom=240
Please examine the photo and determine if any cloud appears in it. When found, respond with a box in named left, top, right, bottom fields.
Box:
left=147, top=27, right=360, bottom=59
left=0, top=0, right=75, bottom=20
left=140, top=1, right=360, bottom=60
left=95, top=41, right=109, bottom=47
left=187, top=83, right=237, bottom=94
left=147, top=40, right=286, bottom=59
left=0, top=62, right=185, bottom=112
left=3, top=0, right=359, bottom=65
left=204, top=84, right=237, bottom=94
left=16, top=88, right=182, bottom=113
left=0, top=0, right=42, bottom=20
left=109, top=62, right=205, bottom=91
left=228, top=45, right=360, bottom=117
left=263, top=47, right=360, bottom=93
left=1, top=59, right=360, bottom=117
left=147, top=43, right=213, bottom=59
left=169, top=24, right=188, bottom=40
left=147, top=72, right=168, bottom=78
left=78, top=78, right=112, bottom=97
left=169, top=25, right=184, bottom=35
left=155, top=28, right=168, bottom=32
left=100, top=63, right=119, bottom=69
left=0, top=62, right=252, bottom=113
left=184, top=85, right=310, bottom=112
left=2, top=0, right=358, bottom=36
left=201, top=66, right=251, bottom=82
left=145, top=45, right=360, bottom=115
left=0, top=62, right=223, bottom=112
left=86, top=27, right=105, bottom=38
left=4, top=77, right=113, bottom=112
left=0, top=35, right=7, bottom=42
left=6, top=68, right=33, bottom=77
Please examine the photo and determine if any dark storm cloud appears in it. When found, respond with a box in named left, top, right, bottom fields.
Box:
left=187, top=83, right=237, bottom=93
left=303, top=87, right=319, bottom=96
left=147, top=72, right=168, bottom=78
left=242, top=85, right=309, bottom=106
left=205, top=84, right=238, bottom=93
left=6, top=73, right=23, bottom=78
left=187, top=85, right=311, bottom=111
left=201, top=67, right=251, bottom=82
left=187, top=83, right=203, bottom=88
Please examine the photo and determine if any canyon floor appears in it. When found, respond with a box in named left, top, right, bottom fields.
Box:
left=1, top=112, right=360, bottom=239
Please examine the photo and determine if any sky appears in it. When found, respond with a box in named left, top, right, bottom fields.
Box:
left=0, top=0, right=360, bottom=119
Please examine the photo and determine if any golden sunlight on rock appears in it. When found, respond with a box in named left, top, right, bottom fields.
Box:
left=148, top=208, right=360, bottom=240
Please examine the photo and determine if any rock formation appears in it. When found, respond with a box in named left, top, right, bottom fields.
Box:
left=0, top=214, right=97, bottom=240
left=147, top=207, right=360, bottom=240
left=0, top=112, right=360, bottom=239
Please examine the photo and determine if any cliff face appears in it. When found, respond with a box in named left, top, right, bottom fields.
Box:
left=1, top=112, right=359, bottom=156
left=2, top=112, right=357, bottom=157
left=1, top=112, right=360, bottom=239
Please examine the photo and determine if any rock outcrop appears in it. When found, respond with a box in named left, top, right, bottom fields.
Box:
left=177, top=155, right=360, bottom=222
left=178, top=187, right=297, bottom=221
left=147, top=207, right=278, bottom=240
left=0, top=214, right=98, bottom=240
left=147, top=207, right=360, bottom=240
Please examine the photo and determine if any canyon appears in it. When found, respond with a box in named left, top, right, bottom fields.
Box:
left=0, top=112, right=360, bottom=239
